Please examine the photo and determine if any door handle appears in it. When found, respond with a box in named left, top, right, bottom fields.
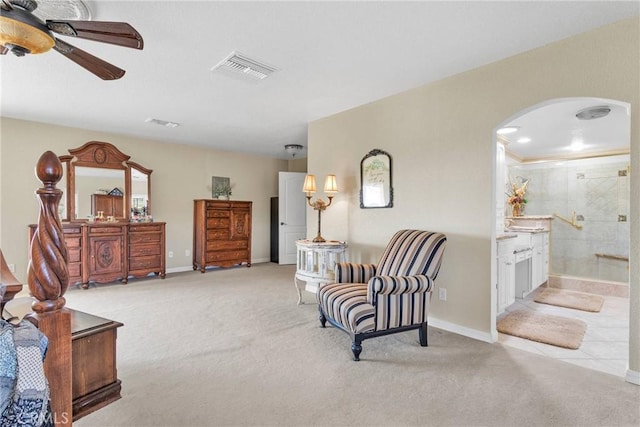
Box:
left=280, top=222, right=286, bottom=225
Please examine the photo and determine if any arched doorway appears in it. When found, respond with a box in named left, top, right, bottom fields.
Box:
left=492, top=97, right=631, bottom=378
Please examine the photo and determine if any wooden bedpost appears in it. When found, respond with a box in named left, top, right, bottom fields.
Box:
left=28, top=151, right=73, bottom=426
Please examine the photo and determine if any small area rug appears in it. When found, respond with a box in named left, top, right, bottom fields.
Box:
left=534, top=288, right=604, bottom=312
left=497, top=309, right=587, bottom=349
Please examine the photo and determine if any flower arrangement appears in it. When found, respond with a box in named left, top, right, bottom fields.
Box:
left=214, top=183, right=233, bottom=199
left=506, top=177, right=529, bottom=216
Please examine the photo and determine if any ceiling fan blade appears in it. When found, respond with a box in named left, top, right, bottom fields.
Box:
left=46, top=20, right=143, bottom=50
left=53, top=38, right=125, bottom=80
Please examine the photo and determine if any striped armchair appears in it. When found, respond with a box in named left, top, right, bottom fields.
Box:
left=317, top=230, right=447, bottom=361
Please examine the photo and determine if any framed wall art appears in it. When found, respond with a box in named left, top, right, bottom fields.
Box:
left=360, top=149, right=393, bottom=208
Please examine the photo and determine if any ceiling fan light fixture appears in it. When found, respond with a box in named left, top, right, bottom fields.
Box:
left=0, top=13, right=54, bottom=54
left=576, top=106, right=611, bottom=120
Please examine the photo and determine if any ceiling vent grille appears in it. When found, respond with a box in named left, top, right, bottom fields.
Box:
left=211, top=51, right=278, bottom=81
left=145, top=118, right=180, bottom=128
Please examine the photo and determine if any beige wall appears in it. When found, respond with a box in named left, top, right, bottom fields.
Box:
left=287, top=157, right=307, bottom=173
left=0, top=118, right=288, bottom=282
left=308, top=18, right=639, bottom=375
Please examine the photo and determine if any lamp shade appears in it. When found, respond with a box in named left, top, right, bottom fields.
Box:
left=302, top=174, right=317, bottom=193
left=323, top=174, right=338, bottom=194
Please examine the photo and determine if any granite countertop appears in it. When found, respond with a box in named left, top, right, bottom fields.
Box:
left=506, top=228, right=549, bottom=234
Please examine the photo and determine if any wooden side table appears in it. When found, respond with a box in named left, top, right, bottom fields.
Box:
left=70, top=309, right=123, bottom=421
left=295, top=240, right=347, bottom=304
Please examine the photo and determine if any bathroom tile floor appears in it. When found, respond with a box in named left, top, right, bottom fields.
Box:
left=498, top=290, right=630, bottom=378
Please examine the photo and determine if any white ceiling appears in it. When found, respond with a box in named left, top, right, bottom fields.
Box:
left=501, top=98, right=631, bottom=161
left=1, top=1, right=638, bottom=159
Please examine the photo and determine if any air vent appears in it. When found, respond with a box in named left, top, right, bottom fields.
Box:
left=145, top=118, right=180, bottom=128
left=211, top=51, right=278, bottom=81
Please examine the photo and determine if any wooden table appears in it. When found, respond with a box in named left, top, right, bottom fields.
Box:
left=70, top=309, right=123, bottom=421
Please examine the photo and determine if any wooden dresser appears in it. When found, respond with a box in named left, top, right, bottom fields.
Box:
left=29, top=222, right=166, bottom=288
left=193, top=199, right=252, bottom=272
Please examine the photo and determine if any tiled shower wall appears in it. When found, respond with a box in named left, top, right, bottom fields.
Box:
left=509, top=156, right=629, bottom=283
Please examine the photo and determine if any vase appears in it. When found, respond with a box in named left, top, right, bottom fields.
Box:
left=512, top=204, right=524, bottom=217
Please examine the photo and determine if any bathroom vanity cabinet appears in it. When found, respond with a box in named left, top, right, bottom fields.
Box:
left=496, top=231, right=549, bottom=314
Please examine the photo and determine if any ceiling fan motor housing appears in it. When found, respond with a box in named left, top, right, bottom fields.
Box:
left=0, top=0, right=55, bottom=55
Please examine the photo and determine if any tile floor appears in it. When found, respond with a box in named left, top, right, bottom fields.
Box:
left=497, top=289, right=630, bottom=378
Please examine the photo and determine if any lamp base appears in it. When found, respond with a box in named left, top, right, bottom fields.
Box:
left=312, top=234, right=326, bottom=243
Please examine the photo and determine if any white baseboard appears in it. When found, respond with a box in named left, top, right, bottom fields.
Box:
left=626, top=368, right=640, bottom=385
left=429, top=317, right=495, bottom=344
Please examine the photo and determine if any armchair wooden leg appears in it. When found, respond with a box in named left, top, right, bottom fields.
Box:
left=318, top=307, right=327, bottom=328
left=351, top=337, right=363, bottom=361
left=419, top=322, right=428, bottom=347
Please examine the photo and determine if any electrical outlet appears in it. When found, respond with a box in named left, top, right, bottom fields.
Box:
left=438, top=288, right=447, bottom=301
left=185, top=249, right=190, bottom=257
left=168, top=251, right=174, bottom=258
left=8, top=264, right=15, bottom=273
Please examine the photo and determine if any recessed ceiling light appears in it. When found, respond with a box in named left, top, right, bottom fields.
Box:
left=497, top=126, right=519, bottom=135
left=517, top=137, right=531, bottom=144
left=569, top=141, right=585, bottom=151
left=576, top=106, right=611, bottom=120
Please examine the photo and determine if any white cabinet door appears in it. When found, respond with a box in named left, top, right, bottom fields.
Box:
left=531, top=233, right=549, bottom=289
left=497, top=240, right=516, bottom=314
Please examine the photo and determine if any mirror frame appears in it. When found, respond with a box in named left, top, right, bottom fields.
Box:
left=360, top=148, right=394, bottom=209
left=61, top=141, right=152, bottom=222
left=126, top=160, right=153, bottom=217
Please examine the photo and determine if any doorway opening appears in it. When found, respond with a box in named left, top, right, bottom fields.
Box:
left=492, top=97, right=631, bottom=378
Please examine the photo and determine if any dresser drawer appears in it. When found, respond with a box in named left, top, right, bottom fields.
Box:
left=68, top=262, right=81, bottom=278
left=129, top=224, right=163, bottom=233
left=206, top=201, right=231, bottom=209
left=206, top=218, right=230, bottom=229
left=207, top=240, right=248, bottom=251
left=129, top=233, right=161, bottom=244
left=206, top=210, right=230, bottom=218
left=129, top=255, right=162, bottom=270
left=206, top=250, right=248, bottom=262
left=65, top=236, right=82, bottom=248
left=130, top=243, right=161, bottom=257
left=62, top=225, right=82, bottom=235
left=206, top=229, right=230, bottom=241
left=68, top=248, right=81, bottom=263
left=89, top=226, right=125, bottom=235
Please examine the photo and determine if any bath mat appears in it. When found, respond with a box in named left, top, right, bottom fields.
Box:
left=534, top=288, right=604, bottom=313
left=497, top=309, right=586, bottom=349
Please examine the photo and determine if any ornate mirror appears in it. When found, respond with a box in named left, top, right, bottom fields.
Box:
left=62, top=141, right=152, bottom=222
left=126, top=161, right=152, bottom=219
left=360, top=148, right=393, bottom=209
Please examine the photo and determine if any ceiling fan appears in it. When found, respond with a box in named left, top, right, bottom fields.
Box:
left=0, top=0, right=143, bottom=80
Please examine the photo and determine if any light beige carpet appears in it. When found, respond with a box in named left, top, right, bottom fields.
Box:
left=497, top=309, right=587, bottom=349
left=534, top=287, right=604, bottom=312
left=58, top=264, right=639, bottom=427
